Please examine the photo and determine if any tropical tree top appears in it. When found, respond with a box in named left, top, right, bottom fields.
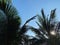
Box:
left=36, top=9, right=56, bottom=33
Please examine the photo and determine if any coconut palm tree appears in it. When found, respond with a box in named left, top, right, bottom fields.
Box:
left=30, top=9, right=60, bottom=45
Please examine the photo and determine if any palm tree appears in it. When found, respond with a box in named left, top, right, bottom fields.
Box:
left=0, top=9, right=7, bottom=45
left=30, top=9, right=59, bottom=45
left=0, top=0, right=21, bottom=45
left=17, top=15, right=37, bottom=45
left=0, top=0, right=38, bottom=45
left=0, top=1, right=38, bottom=45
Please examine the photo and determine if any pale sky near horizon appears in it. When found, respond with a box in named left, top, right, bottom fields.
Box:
left=12, top=0, right=60, bottom=36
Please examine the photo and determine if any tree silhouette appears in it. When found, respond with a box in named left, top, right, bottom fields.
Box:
left=0, top=0, right=21, bottom=45
left=30, top=9, right=60, bottom=45
left=1, top=0, right=60, bottom=45
left=0, top=0, right=37, bottom=45
left=17, top=15, right=37, bottom=45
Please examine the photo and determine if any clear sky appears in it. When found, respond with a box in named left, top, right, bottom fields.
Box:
left=12, top=0, right=60, bottom=36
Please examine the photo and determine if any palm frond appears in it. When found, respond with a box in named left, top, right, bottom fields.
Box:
left=19, top=15, right=37, bottom=35
left=29, top=26, right=40, bottom=35
left=41, top=9, right=46, bottom=23
left=37, top=15, right=44, bottom=25
left=29, top=26, right=48, bottom=43
left=41, top=9, right=45, bottom=19
left=0, top=1, right=21, bottom=45
left=24, top=15, right=37, bottom=25
left=37, top=15, right=47, bottom=31
left=36, top=21, right=43, bottom=30
left=49, top=9, right=56, bottom=21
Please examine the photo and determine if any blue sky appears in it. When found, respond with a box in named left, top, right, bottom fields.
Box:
left=12, top=0, right=60, bottom=36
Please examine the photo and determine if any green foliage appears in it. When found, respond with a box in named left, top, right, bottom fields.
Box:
left=0, top=0, right=59, bottom=45
left=0, top=0, right=21, bottom=45
left=0, top=0, right=12, bottom=3
left=0, top=0, right=37, bottom=45
left=37, top=9, right=56, bottom=33
left=30, top=9, right=59, bottom=45
left=17, top=15, right=37, bottom=45
left=0, top=9, right=7, bottom=45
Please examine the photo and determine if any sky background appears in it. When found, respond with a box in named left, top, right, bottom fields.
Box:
left=12, top=0, right=60, bottom=36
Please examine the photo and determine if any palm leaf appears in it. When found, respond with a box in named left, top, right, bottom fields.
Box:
left=41, top=9, right=45, bottom=19
left=19, top=15, right=37, bottom=35
left=37, top=15, right=44, bottom=25
left=37, top=9, right=47, bottom=31
left=0, top=1, right=21, bottom=45
left=49, top=9, right=56, bottom=22
left=41, top=9, right=47, bottom=24
left=29, top=26, right=40, bottom=35
left=24, top=15, right=37, bottom=25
